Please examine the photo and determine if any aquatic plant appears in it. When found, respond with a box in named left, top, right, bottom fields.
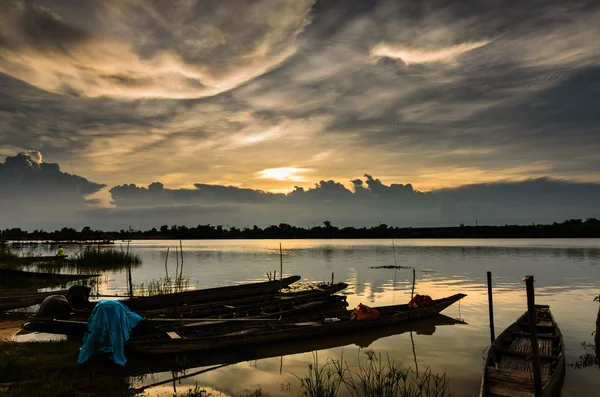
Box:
left=0, top=248, right=26, bottom=267
left=297, top=350, right=452, bottom=397
left=134, top=275, right=191, bottom=296
left=67, top=246, right=141, bottom=269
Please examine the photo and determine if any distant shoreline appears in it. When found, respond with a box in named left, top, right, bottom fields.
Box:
left=2, top=218, right=600, bottom=241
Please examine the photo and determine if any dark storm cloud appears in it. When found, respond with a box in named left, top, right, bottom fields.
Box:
left=0, top=151, right=106, bottom=229
left=104, top=175, right=600, bottom=229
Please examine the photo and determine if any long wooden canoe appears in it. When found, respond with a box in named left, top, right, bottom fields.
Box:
left=22, top=283, right=349, bottom=335
left=0, top=268, right=97, bottom=282
left=128, top=293, right=466, bottom=355
left=126, top=314, right=467, bottom=374
left=139, top=282, right=348, bottom=318
left=23, top=255, right=68, bottom=261
left=479, top=305, right=565, bottom=397
left=117, top=275, right=302, bottom=311
left=0, top=290, right=69, bottom=312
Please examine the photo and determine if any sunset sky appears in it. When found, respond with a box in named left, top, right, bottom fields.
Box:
left=1, top=0, right=599, bottom=229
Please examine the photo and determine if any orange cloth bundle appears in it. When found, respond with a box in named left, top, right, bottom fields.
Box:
left=350, top=303, right=380, bottom=320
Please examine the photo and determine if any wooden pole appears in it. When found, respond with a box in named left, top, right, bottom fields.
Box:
left=487, top=271, right=496, bottom=343
left=279, top=242, right=283, bottom=291
left=126, top=238, right=133, bottom=299
left=175, top=245, right=179, bottom=280
left=164, top=247, right=170, bottom=278
left=179, top=240, right=184, bottom=279
left=331, top=272, right=334, bottom=285
left=410, top=268, right=416, bottom=298
left=524, top=275, right=543, bottom=397
left=595, top=295, right=599, bottom=368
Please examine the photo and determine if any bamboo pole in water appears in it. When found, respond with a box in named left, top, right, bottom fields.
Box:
left=164, top=247, right=170, bottom=278
left=410, top=268, right=416, bottom=298
left=595, top=295, right=599, bottom=367
left=279, top=242, right=283, bottom=291
left=487, top=271, right=496, bottom=343
left=179, top=240, right=184, bottom=279
left=524, top=275, right=543, bottom=397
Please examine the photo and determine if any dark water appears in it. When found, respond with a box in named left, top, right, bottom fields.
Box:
left=24, top=239, right=600, bottom=396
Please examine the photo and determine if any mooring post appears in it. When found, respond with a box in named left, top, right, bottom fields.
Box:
left=487, top=271, right=496, bottom=343
left=524, top=275, right=543, bottom=397
left=410, top=268, right=416, bottom=298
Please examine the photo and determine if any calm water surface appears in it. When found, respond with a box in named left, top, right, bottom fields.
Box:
left=28, top=239, right=600, bottom=396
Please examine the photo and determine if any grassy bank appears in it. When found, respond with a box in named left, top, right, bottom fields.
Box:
left=0, top=340, right=132, bottom=397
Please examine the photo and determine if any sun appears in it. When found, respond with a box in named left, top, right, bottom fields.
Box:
left=255, top=167, right=311, bottom=181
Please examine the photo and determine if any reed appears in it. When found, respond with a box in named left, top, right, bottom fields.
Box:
left=134, top=275, right=191, bottom=296
left=297, top=350, right=452, bottom=397
left=0, top=248, right=26, bottom=267
left=73, top=246, right=141, bottom=267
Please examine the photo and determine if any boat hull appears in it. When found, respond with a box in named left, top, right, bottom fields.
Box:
left=128, top=293, right=466, bottom=355
left=480, top=305, right=565, bottom=397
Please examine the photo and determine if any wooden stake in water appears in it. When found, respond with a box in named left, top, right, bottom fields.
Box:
left=487, top=271, right=496, bottom=343
left=279, top=242, right=283, bottom=291
left=164, top=247, right=170, bottom=278
left=126, top=237, right=133, bottom=299
left=524, top=275, right=543, bottom=397
left=179, top=240, right=184, bottom=279
left=175, top=245, right=179, bottom=281
left=411, top=268, right=416, bottom=298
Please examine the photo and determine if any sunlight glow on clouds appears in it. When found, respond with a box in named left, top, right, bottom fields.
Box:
left=255, top=167, right=312, bottom=182
left=371, top=40, right=491, bottom=65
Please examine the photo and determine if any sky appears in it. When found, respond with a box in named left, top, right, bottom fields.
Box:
left=1, top=0, right=600, bottom=230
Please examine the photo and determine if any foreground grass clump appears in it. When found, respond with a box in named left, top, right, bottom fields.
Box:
left=67, top=246, right=142, bottom=269
left=135, top=275, right=191, bottom=296
left=297, top=351, right=452, bottom=397
left=0, top=340, right=131, bottom=397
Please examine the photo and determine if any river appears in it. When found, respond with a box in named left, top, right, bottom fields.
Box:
left=23, top=239, right=600, bottom=396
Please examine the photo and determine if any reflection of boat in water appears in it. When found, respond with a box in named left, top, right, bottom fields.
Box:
left=480, top=305, right=565, bottom=397
left=127, top=294, right=466, bottom=355
left=126, top=313, right=467, bottom=375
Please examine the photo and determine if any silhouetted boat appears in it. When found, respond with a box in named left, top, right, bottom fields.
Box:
left=480, top=305, right=565, bottom=397
left=22, top=283, right=349, bottom=335
left=0, top=290, right=69, bottom=312
left=0, top=268, right=95, bottom=282
left=126, top=313, right=467, bottom=374
left=128, top=293, right=466, bottom=355
left=23, top=255, right=68, bottom=261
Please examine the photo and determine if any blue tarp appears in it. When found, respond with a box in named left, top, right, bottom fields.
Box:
left=77, top=300, right=144, bottom=366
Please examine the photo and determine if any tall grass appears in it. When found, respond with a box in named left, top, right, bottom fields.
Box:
left=0, top=248, right=27, bottom=267
left=67, top=246, right=141, bottom=269
left=297, top=350, right=452, bottom=397
left=134, top=275, right=191, bottom=296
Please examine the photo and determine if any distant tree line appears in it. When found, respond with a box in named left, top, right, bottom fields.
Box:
left=2, top=218, right=600, bottom=241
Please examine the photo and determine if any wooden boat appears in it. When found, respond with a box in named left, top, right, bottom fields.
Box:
left=139, top=282, right=349, bottom=318
left=128, top=293, right=466, bottom=355
left=23, top=255, right=68, bottom=261
left=22, top=294, right=349, bottom=336
left=0, top=268, right=96, bottom=282
left=0, top=290, right=69, bottom=312
left=126, top=314, right=467, bottom=374
left=479, top=305, right=565, bottom=397
left=116, top=275, right=302, bottom=311
left=22, top=283, right=350, bottom=335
